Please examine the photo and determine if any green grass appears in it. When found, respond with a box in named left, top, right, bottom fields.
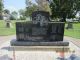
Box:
left=0, top=20, right=16, bottom=36
left=64, top=23, right=80, bottom=39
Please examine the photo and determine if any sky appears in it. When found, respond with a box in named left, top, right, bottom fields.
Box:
left=3, top=0, right=36, bottom=12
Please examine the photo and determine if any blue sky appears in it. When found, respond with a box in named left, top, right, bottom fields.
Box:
left=4, top=0, right=36, bottom=12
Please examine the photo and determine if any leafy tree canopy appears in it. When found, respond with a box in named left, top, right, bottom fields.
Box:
left=0, top=0, right=3, bottom=19
left=49, top=0, right=80, bottom=22
left=25, top=0, right=38, bottom=17
left=4, top=9, right=10, bottom=14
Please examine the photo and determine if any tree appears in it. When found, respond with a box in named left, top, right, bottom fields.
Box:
left=18, top=9, right=26, bottom=20
left=19, top=9, right=25, bottom=16
left=10, top=11, right=18, bottom=20
left=49, top=0, right=80, bottom=22
left=25, top=4, right=38, bottom=17
left=4, top=9, right=10, bottom=14
left=0, top=0, right=3, bottom=20
left=25, top=0, right=38, bottom=17
left=26, top=0, right=32, bottom=7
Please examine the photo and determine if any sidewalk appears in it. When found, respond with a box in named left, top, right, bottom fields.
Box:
left=64, top=36, right=80, bottom=48
left=0, top=35, right=16, bottom=45
left=0, top=35, right=80, bottom=60
left=0, top=35, right=80, bottom=48
left=0, top=35, right=16, bottom=60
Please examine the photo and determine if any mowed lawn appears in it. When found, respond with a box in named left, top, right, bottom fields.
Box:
left=0, top=20, right=80, bottom=39
left=0, top=20, right=29, bottom=36
left=64, top=23, right=80, bottom=39
left=0, top=20, right=16, bottom=36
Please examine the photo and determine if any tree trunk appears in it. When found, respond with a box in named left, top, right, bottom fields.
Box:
left=0, top=14, right=3, bottom=20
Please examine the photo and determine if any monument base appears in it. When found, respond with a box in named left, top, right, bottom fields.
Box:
left=10, top=39, right=69, bottom=46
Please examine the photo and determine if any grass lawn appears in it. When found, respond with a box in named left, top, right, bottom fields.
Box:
left=0, top=20, right=30, bottom=36
left=0, top=20, right=16, bottom=36
left=64, top=23, right=80, bottom=39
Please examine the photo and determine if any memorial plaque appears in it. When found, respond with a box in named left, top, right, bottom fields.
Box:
left=16, top=22, right=24, bottom=33
left=16, top=22, right=25, bottom=41
left=32, top=25, right=47, bottom=36
left=50, top=22, right=65, bottom=41
left=24, top=22, right=32, bottom=34
left=17, top=33, right=24, bottom=41
left=16, top=23, right=65, bottom=41
left=15, top=11, right=65, bottom=42
left=31, top=11, right=50, bottom=41
left=32, top=11, right=50, bottom=26
left=11, top=8, right=69, bottom=46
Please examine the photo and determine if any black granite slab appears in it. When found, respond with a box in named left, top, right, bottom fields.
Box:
left=11, top=11, right=68, bottom=46
left=11, top=39, right=69, bottom=46
left=16, top=22, right=65, bottom=42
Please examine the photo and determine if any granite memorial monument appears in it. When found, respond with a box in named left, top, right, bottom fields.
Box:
left=11, top=11, right=69, bottom=46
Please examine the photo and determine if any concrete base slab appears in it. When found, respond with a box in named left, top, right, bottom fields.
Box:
left=10, top=46, right=69, bottom=52
left=10, top=39, right=69, bottom=51
left=10, top=39, right=69, bottom=46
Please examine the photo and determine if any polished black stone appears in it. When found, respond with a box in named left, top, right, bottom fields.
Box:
left=11, top=11, right=68, bottom=46
left=11, top=39, right=69, bottom=46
